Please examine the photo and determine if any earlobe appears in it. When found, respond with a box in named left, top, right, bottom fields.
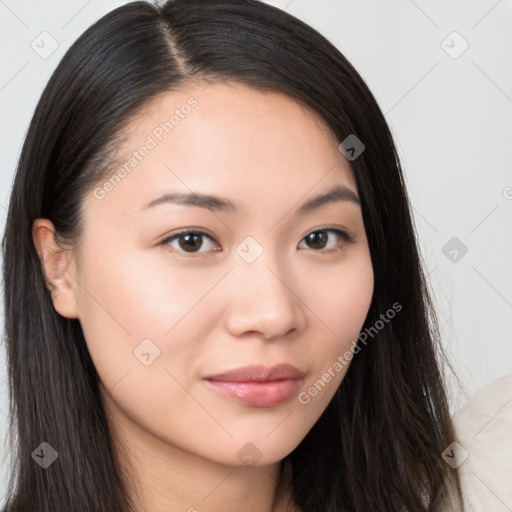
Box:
left=32, top=218, right=80, bottom=319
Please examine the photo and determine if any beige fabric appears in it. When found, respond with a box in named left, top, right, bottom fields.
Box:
left=451, top=375, right=512, bottom=511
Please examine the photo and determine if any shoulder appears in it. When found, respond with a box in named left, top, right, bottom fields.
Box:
left=451, top=375, right=512, bottom=512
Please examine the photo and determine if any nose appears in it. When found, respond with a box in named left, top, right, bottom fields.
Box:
left=224, top=249, right=307, bottom=341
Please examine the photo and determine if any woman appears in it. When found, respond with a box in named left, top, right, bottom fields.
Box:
left=1, top=0, right=465, bottom=510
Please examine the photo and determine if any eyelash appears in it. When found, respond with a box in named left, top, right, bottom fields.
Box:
left=160, top=227, right=354, bottom=258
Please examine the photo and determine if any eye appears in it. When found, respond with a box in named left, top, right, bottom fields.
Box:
left=161, top=227, right=354, bottom=257
left=298, top=228, right=354, bottom=252
left=161, top=229, right=220, bottom=256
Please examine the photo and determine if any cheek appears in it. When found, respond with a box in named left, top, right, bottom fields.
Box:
left=311, top=249, right=373, bottom=338
left=74, top=247, right=207, bottom=435
left=73, top=245, right=223, bottom=387
left=301, top=250, right=373, bottom=390
left=76, top=244, right=213, bottom=335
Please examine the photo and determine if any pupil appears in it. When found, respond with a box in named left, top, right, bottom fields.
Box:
left=180, top=234, right=202, bottom=252
left=308, top=231, right=326, bottom=249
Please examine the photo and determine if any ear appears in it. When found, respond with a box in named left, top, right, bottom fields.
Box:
left=32, top=218, right=80, bottom=319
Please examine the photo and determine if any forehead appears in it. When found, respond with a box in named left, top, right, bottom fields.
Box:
left=85, top=81, right=358, bottom=218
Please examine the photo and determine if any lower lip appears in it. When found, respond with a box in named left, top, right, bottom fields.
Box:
left=204, top=378, right=303, bottom=407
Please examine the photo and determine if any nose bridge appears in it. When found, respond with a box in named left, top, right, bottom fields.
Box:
left=226, top=235, right=304, bottom=337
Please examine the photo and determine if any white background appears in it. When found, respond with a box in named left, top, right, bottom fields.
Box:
left=1, top=0, right=511, bottom=499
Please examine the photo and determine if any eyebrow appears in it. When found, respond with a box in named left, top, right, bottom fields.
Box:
left=142, top=184, right=360, bottom=214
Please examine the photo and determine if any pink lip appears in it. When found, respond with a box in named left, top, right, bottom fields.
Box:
left=205, top=363, right=305, bottom=382
left=204, top=364, right=305, bottom=407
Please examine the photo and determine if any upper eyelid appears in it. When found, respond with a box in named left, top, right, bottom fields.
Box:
left=164, top=228, right=217, bottom=242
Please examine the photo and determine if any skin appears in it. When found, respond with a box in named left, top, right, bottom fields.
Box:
left=33, top=81, right=374, bottom=512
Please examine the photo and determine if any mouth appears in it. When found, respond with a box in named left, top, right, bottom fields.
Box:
left=203, top=363, right=305, bottom=407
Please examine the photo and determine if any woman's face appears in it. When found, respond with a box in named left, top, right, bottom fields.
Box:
left=62, top=82, right=374, bottom=467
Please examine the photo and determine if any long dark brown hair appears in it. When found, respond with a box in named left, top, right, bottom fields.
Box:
left=1, top=0, right=464, bottom=510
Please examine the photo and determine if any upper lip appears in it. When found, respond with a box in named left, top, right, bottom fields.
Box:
left=205, top=364, right=305, bottom=382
